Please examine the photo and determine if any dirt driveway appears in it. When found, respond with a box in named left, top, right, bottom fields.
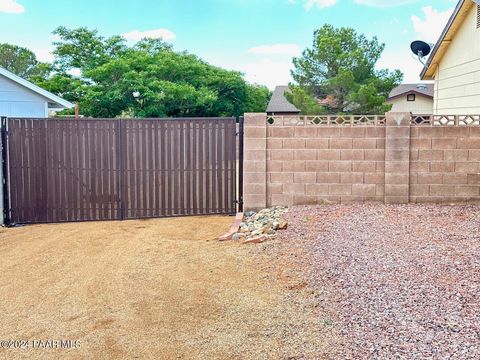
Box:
left=0, top=216, right=328, bottom=359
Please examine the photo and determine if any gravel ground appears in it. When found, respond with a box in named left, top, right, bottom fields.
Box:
left=255, top=204, right=480, bottom=359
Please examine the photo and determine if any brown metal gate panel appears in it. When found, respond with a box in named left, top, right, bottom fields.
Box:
left=5, top=117, right=237, bottom=224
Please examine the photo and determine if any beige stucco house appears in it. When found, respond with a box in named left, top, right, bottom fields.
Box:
left=386, top=84, right=433, bottom=114
left=421, top=0, right=480, bottom=114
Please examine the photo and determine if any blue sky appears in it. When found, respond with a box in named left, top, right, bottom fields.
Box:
left=0, top=0, right=458, bottom=88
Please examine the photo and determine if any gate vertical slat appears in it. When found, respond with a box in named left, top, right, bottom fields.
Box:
left=179, top=120, right=184, bottom=215
left=140, top=121, right=147, bottom=218
left=205, top=120, right=210, bottom=214
left=152, top=121, right=158, bottom=217
left=62, top=120, right=69, bottom=221
left=24, top=120, right=31, bottom=221
left=198, top=120, right=204, bottom=214
left=137, top=120, right=143, bottom=218
left=225, top=120, right=230, bottom=212
left=211, top=121, right=217, bottom=213
left=71, top=120, right=78, bottom=221
left=96, top=121, right=102, bottom=220
left=217, top=120, right=223, bottom=212
left=101, top=121, right=108, bottom=220
left=84, top=120, right=91, bottom=220
left=171, top=120, right=177, bottom=216
left=94, top=121, right=101, bottom=220
left=128, top=120, right=132, bottom=219
left=159, top=121, right=165, bottom=217
left=212, top=120, right=218, bottom=212
left=117, top=119, right=122, bottom=220
left=126, top=121, right=132, bottom=218
left=17, top=119, right=25, bottom=222
left=107, top=121, right=113, bottom=219
left=32, top=121, right=41, bottom=222
left=186, top=121, right=192, bottom=215
left=79, top=121, right=86, bottom=221
left=18, top=119, right=25, bottom=222
left=164, top=120, right=169, bottom=217
left=135, top=121, right=141, bottom=218
left=149, top=121, right=155, bottom=218
left=140, top=121, right=146, bottom=218
left=192, top=121, right=197, bottom=215
left=173, top=121, right=178, bottom=215
left=24, top=120, right=31, bottom=222
left=58, top=119, right=65, bottom=221
left=216, top=120, right=223, bottom=213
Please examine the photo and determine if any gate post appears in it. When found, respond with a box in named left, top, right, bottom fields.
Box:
left=237, top=116, right=244, bottom=212
left=384, top=112, right=411, bottom=204
left=243, top=113, right=267, bottom=211
left=0, top=116, right=10, bottom=226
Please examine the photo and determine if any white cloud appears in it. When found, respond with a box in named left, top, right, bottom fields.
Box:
left=354, top=0, right=418, bottom=7
left=411, top=6, right=454, bottom=44
left=241, top=58, right=294, bottom=89
left=304, top=0, right=337, bottom=10
left=122, top=28, right=176, bottom=42
left=247, top=43, right=301, bottom=56
left=0, top=0, right=24, bottom=13
left=377, top=45, right=425, bottom=83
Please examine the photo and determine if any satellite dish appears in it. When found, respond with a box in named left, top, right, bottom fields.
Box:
left=410, top=40, right=431, bottom=65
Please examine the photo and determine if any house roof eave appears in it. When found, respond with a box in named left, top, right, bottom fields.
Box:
left=420, top=0, right=472, bottom=80
left=0, top=66, right=74, bottom=109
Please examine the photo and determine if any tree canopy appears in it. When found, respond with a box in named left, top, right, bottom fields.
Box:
left=0, top=43, right=50, bottom=80
left=2, top=27, right=270, bottom=118
left=290, top=25, right=403, bottom=114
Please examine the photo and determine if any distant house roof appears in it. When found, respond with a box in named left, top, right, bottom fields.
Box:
left=388, top=83, right=434, bottom=100
left=266, top=86, right=300, bottom=114
left=0, top=66, right=73, bottom=109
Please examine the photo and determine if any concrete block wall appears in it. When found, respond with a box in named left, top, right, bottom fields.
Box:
left=266, top=124, right=385, bottom=206
left=243, top=113, right=480, bottom=210
left=409, top=126, right=480, bottom=204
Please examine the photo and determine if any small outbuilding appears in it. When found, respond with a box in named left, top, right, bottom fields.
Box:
left=0, top=66, right=73, bottom=118
left=266, top=86, right=300, bottom=116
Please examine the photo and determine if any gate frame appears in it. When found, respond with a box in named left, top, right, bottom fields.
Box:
left=2, top=117, right=240, bottom=225
left=0, top=116, right=10, bottom=226
left=237, top=116, right=244, bottom=213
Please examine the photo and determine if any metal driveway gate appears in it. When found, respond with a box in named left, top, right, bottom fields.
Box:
left=1, top=117, right=238, bottom=225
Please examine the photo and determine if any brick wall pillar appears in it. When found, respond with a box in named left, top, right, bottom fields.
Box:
left=384, top=112, right=411, bottom=204
left=243, top=113, right=267, bottom=210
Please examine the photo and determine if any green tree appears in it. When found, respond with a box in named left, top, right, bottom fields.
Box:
left=284, top=85, right=326, bottom=115
left=0, top=43, right=50, bottom=79
left=291, top=25, right=403, bottom=114
left=37, top=27, right=270, bottom=118
left=244, top=84, right=271, bottom=113
left=52, top=26, right=128, bottom=72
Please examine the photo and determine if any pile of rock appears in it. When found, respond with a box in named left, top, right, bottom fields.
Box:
left=233, top=206, right=288, bottom=243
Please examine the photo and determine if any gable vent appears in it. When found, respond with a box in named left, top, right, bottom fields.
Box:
left=477, top=5, right=480, bottom=29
